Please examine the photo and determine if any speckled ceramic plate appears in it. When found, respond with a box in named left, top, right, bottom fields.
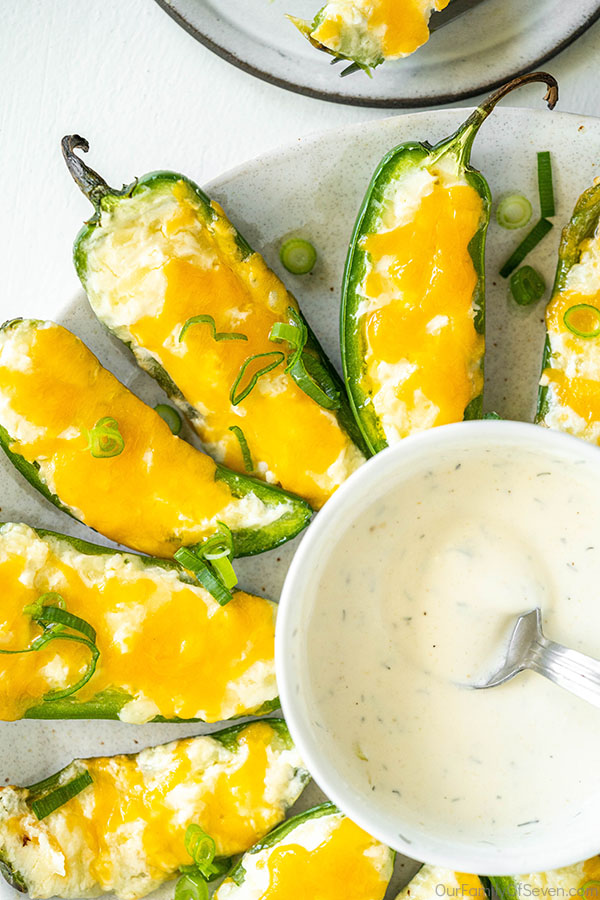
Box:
left=153, top=0, right=600, bottom=107
left=2, top=106, right=600, bottom=899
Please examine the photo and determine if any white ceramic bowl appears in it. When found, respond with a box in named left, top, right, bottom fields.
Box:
left=276, top=420, right=600, bottom=874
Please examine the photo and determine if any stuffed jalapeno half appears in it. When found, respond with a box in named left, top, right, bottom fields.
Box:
left=537, top=177, right=600, bottom=439
left=341, top=73, right=558, bottom=454
left=214, top=803, right=394, bottom=900
left=0, top=319, right=311, bottom=560
left=0, top=720, right=310, bottom=900
left=0, top=521, right=279, bottom=723
left=290, top=0, right=450, bottom=73
left=63, top=137, right=367, bottom=511
left=492, top=855, right=600, bottom=900
left=394, top=866, right=489, bottom=900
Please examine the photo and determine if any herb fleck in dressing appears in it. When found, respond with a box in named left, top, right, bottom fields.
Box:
left=306, top=445, right=600, bottom=843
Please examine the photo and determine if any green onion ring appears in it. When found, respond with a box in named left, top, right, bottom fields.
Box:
left=179, top=314, right=248, bottom=344
left=563, top=303, right=600, bottom=339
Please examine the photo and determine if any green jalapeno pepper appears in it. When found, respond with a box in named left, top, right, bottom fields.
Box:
left=0, top=319, right=312, bottom=571
left=214, top=802, right=395, bottom=900
left=0, top=521, right=280, bottom=723
left=537, top=177, right=600, bottom=438
left=340, top=73, right=558, bottom=455
left=62, top=137, right=368, bottom=512
left=0, top=720, right=310, bottom=900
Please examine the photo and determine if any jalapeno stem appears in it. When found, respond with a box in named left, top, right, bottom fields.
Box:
left=436, top=73, right=559, bottom=168
left=62, top=135, right=136, bottom=216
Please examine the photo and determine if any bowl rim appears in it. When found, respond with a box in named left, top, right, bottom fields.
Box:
left=275, top=419, right=600, bottom=874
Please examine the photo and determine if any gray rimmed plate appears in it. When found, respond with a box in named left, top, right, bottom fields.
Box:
left=153, top=0, right=600, bottom=108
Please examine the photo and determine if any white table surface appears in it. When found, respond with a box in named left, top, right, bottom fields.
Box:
left=1, top=0, right=599, bottom=321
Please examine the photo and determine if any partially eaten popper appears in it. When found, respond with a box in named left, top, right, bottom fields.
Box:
left=537, top=177, right=600, bottom=440
left=63, top=136, right=367, bottom=511
left=290, top=0, right=451, bottom=74
left=0, top=320, right=312, bottom=575
left=0, top=721, right=310, bottom=900
left=214, top=803, right=394, bottom=900
left=0, top=522, right=278, bottom=724
left=341, top=73, right=558, bottom=453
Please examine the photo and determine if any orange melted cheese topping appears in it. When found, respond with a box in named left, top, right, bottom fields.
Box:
left=312, top=0, right=450, bottom=62
left=0, top=523, right=276, bottom=721
left=358, top=165, right=484, bottom=442
left=216, top=813, right=392, bottom=900
left=84, top=181, right=363, bottom=509
left=0, top=723, right=306, bottom=900
left=0, top=321, right=280, bottom=558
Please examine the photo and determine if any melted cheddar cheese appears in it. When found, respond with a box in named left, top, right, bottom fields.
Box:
left=395, top=866, right=488, bottom=900
left=215, top=811, right=393, bottom=900
left=0, top=321, right=292, bottom=557
left=357, top=161, right=484, bottom=444
left=309, top=0, right=451, bottom=66
left=0, top=723, right=308, bottom=900
left=82, top=180, right=364, bottom=509
left=541, top=219, right=600, bottom=442
left=0, top=523, right=277, bottom=722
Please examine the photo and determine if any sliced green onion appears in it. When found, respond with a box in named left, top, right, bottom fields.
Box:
left=269, top=306, right=308, bottom=372
left=85, top=416, right=125, bottom=458
left=175, top=873, right=209, bottom=900
left=174, top=547, right=233, bottom=607
left=269, top=306, right=339, bottom=408
left=580, top=883, right=600, bottom=899
left=228, top=425, right=253, bottom=472
left=289, top=352, right=341, bottom=410
left=37, top=606, right=97, bottom=643
left=280, top=239, right=317, bottom=275
left=23, top=592, right=65, bottom=617
left=31, top=770, right=93, bottom=820
left=0, top=596, right=100, bottom=701
left=563, top=303, right=600, bottom=339
left=499, top=218, right=553, bottom=278
left=496, top=194, right=532, bottom=230
left=230, top=352, right=285, bottom=405
left=198, top=524, right=237, bottom=591
left=199, top=523, right=234, bottom=559
left=208, top=556, right=237, bottom=591
left=537, top=151, right=555, bottom=218
left=509, top=265, right=546, bottom=306
left=155, top=403, right=182, bottom=435
left=179, top=314, right=248, bottom=344
left=184, top=825, right=217, bottom=879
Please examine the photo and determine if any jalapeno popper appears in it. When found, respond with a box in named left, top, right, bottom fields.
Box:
left=214, top=804, right=394, bottom=900
left=0, top=721, right=309, bottom=900
left=62, top=137, right=367, bottom=511
left=341, top=73, right=558, bottom=454
left=492, top=857, right=600, bottom=900
left=291, top=0, right=450, bottom=73
left=0, top=320, right=311, bottom=563
left=537, top=178, right=600, bottom=439
left=394, top=866, right=489, bottom=900
left=0, top=522, right=279, bottom=723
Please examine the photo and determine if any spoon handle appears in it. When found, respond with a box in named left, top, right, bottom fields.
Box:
left=528, top=636, right=600, bottom=709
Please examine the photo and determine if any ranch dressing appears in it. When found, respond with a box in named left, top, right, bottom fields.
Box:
left=306, top=443, right=600, bottom=845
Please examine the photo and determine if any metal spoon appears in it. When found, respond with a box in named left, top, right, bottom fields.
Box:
left=472, top=607, right=600, bottom=709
